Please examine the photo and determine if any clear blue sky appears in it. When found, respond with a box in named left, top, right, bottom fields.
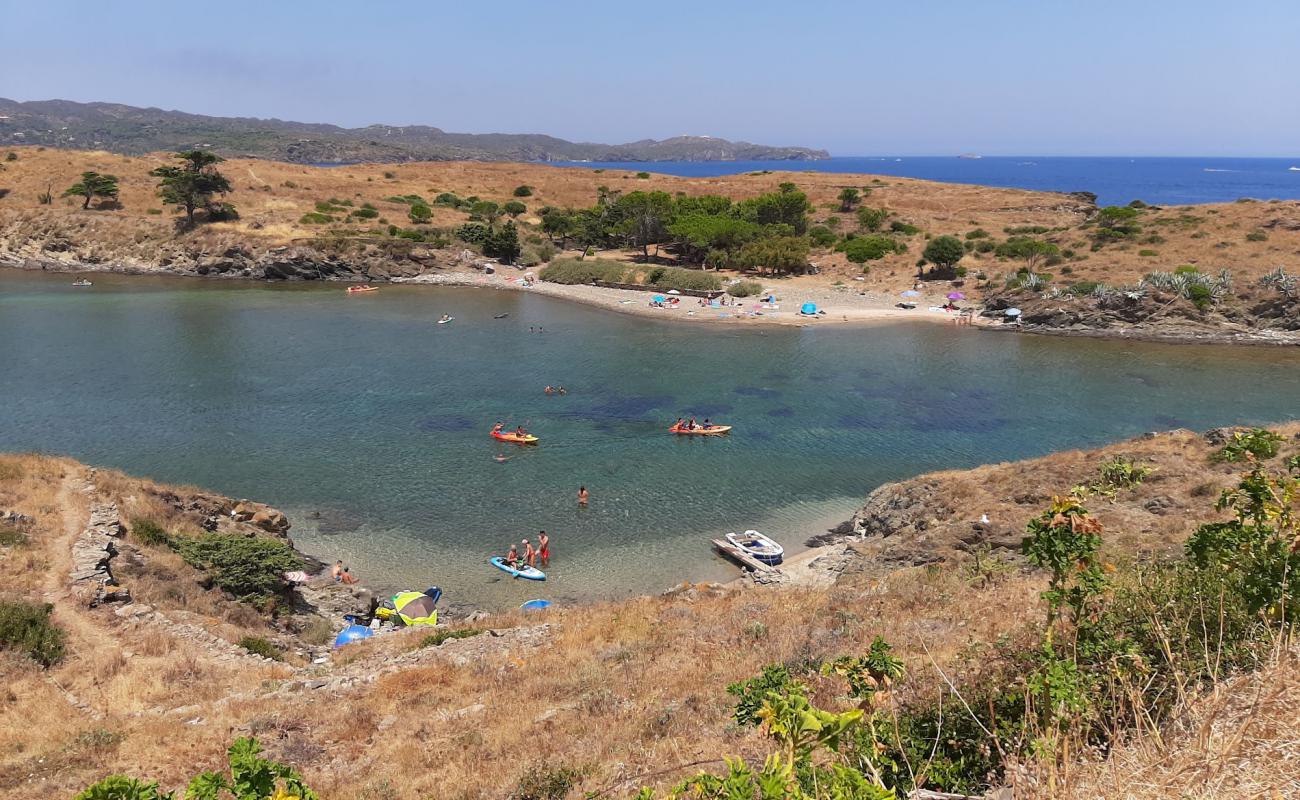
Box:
left=3, top=0, right=1296, bottom=156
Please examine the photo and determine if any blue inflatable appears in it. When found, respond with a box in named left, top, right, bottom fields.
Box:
left=521, top=599, right=552, bottom=611
left=333, top=624, right=374, bottom=648
left=800, top=302, right=817, bottom=315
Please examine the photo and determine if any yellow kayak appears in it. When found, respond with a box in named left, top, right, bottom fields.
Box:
left=669, top=424, right=732, bottom=436
left=492, top=430, right=539, bottom=444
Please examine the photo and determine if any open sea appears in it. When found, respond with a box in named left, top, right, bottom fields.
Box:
left=551, top=157, right=1300, bottom=207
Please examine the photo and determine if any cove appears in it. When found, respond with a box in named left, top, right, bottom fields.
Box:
left=3, top=269, right=1299, bottom=609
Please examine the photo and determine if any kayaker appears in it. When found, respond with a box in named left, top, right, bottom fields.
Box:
left=492, top=422, right=504, bottom=434
left=673, top=417, right=684, bottom=431
left=544, top=386, right=555, bottom=395
left=703, top=418, right=712, bottom=429
left=557, top=386, right=567, bottom=395
left=687, top=417, right=698, bottom=431
left=538, top=531, right=551, bottom=567
left=515, top=425, right=528, bottom=437
left=522, top=538, right=536, bottom=568
left=505, top=543, right=520, bottom=569
left=578, top=486, right=589, bottom=506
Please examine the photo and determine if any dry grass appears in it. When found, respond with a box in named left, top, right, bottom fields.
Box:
left=3, top=426, right=1300, bottom=798
left=3, top=146, right=1295, bottom=297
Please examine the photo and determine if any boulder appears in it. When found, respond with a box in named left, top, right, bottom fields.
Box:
left=251, top=508, right=290, bottom=534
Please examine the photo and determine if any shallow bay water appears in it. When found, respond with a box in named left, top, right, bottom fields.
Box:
left=3, top=269, right=1299, bottom=608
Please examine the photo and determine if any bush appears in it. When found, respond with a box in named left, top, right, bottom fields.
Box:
left=206, top=203, right=239, bottom=222
left=76, top=737, right=318, bottom=800
left=0, top=600, right=64, bottom=667
left=350, top=206, right=379, bottom=219
left=1216, top=428, right=1283, bottom=462
left=965, top=228, right=989, bottom=239
left=509, top=765, right=584, bottom=800
left=1069, top=280, right=1101, bottom=296
left=314, top=200, right=343, bottom=213
left=172, top=533, right=302, bottom=602
left=299, top=212, right=333, bottom=225
left=808, top=224, right=837, bottom=247
left=434, top=192, right=463, bottom=207
left=502, top=200, right=527, bottom=217
left=922, top=235, right=965, bottom=269
left=130, top=518, right=171, bottom=548
left=857, top=206, right=890, bottom=231
left=1138, top=249, right=1158, bottom=257
left=727, top=280, right=764, bottom=298
left=419, top=628, right=483, bottom=648
left=539, top=258, right=629, bottom=285
left=238, top=636, right=283, bottom=661
left=889, top=220, right=921, bottom=235
left=726, top=663, right=806, bottom=726
left=408, top=203, right=433, bottom=224
left=636, top=171, right=650, bottom=179
left=455, top=222, right=491, bottom=244
left=513, top=185, right=533, bottom=197
left=836, top=234, right=902, bottom=263
left=4, top=152, right=16, bottom=161
left=645, top=266, right=722, bottom=292
left=483, top=221, right=522, bottom=263
left=1246, top=230, right=1268, bottom=242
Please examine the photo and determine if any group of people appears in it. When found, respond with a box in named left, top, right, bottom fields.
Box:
left=503, top=531, right=551, bottom=570
left=543, top=385, right=568, bottom=395
left=331, top=560, right=359, bottom=585
left=491, top=422, right=530, bottom=437
left=673, top=417, right=714, bottom=431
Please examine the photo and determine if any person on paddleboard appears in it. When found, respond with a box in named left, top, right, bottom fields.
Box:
left=504, top=543, right=519, bottom=569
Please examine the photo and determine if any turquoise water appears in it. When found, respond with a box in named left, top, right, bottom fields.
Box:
left=3, top=269, right=1299, bottom=608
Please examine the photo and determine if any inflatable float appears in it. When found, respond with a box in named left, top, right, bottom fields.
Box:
left=492, top=430, right=539, bottom=444
left=669, top=424, right=732, bottom=436
left=490, top=557, right=546, bottom=581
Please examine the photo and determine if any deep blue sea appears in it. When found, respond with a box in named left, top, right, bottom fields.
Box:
left=551, top=157, right=1300, bottom=207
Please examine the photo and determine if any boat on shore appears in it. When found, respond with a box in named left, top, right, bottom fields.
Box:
left=490, top=557, right=546, bottom=580
left=347, top=285, right=378, bottom=294
left=670, top=423, right=731, bottom=436
left=725, top=530, right=784, bottom=565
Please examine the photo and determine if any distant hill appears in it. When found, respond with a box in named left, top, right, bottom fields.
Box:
left=0, top=98, right=829, bottom=164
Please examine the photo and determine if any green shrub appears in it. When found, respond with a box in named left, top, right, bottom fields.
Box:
left=1069, top=280, right=1101, bottom=296
left=434, top=192, right=463, bottom=207
left=1138, top=249, right=1158, bottom=257
left=5, top=152, right=17, bottom=162
left=726, top=663, right=808, bottom=727
left=206, top=203, right=239, bottom=222
left=836, top=234, right=902, bottom=263
left=889, top=220, right=921, bottom=235
left=238, top=636, right=283, bottom=661
left=1216, top=428, right=1283, bottom=462
left=808, top=225, right=837, bottom=247
left=419, top=628, right=483, bottom=648
left=350, top=206, right=378, bottom=219
left=1246, top=231, right=1268, bottom=242
left=512, top=185, right=533, bottom=197
left=0, top=600, right=65, bottom=667
left=1188, top=282, right=1213, bottom=309
left=856, top=206, right=890, bottom=231
left=408, top=203, right=433, bottom=224
left=172, top=533, right=301, bottom=602
left=455, top=222, right=491, bottom=244
left=298, top=212, right=333, bottom=225
left=636, top=171, right=650, bottom=179
left=0, top=523, right=27, bottom=547
left=539, top=258, right=629, bottom=285
left=502, top=200, right=527, bottom=217
left=73, top=776, right=169, bottom=800
left=314, top=200, right=344, bottom=213
left=130, top=518, right=171, bottom=548
left=146, top=208, right=163, bottom=215
left=1005, top=225, right=1050, bottom=235
left=383, top=170, right=396, bottom=179
left=76, top=737, right=318, bottom=800
left=644, top=266, right=721, bottom=292
left=727, top=280, right=764, bottom=298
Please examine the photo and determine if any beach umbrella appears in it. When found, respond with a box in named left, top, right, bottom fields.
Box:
left=333, top=624, right=373, bottom=648
left=392, top=590, right=439, bottom=626
left=652, top=295, right=666, bottom=303
left=1005, top=308, right=1022, bottom=317
left=666, top=289, right=681, bottom=295
left=900, top=290, right=921, bottom=298
left=946, top=292, right=965, bottom=300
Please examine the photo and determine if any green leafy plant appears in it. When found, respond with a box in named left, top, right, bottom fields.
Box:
left=238, top=636, right=283, bottom=661
left=419, top=628, right=483, bottom=648
left=512, top=185, right=533, bottom=197
left=130, top=518, right=171, bottom=548
left=0, top=599, right=65, bottom=667
left=172, top=533, right=301, bottom=602
left=1216, top=428, right=1283, bottom=463
left=726, top=664, right=805, bottom=727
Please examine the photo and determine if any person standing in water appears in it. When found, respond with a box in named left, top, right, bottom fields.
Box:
left=577, top=486, right=589, bottom=506
left=538, top=531, right=550, bottom=567
left=522, top=538, right=536, bottom=568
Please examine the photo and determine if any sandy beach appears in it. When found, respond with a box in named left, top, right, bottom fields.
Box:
left=395, top=269, right=986, bottom=329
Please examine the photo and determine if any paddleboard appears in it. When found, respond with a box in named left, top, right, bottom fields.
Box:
left=490, top=557, right=546, bottom=581
left=437, top=317, right=455, bottom=324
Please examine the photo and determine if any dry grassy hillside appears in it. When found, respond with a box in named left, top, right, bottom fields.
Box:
left=2, top=146, right=1296, bottom=296
left=3, top=424, right=1300, bottom=798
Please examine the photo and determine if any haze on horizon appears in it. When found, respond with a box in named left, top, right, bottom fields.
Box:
left=3, top=0, right=1296, bottom=158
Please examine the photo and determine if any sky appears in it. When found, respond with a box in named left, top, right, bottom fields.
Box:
left=2, top=0, right=1297, bottom=156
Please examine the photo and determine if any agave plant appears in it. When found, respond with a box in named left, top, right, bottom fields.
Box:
left=1258, top=266, right=1297, bottom=296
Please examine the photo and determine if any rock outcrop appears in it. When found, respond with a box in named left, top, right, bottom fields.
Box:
left=70, top=502, right=125, bottom=584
